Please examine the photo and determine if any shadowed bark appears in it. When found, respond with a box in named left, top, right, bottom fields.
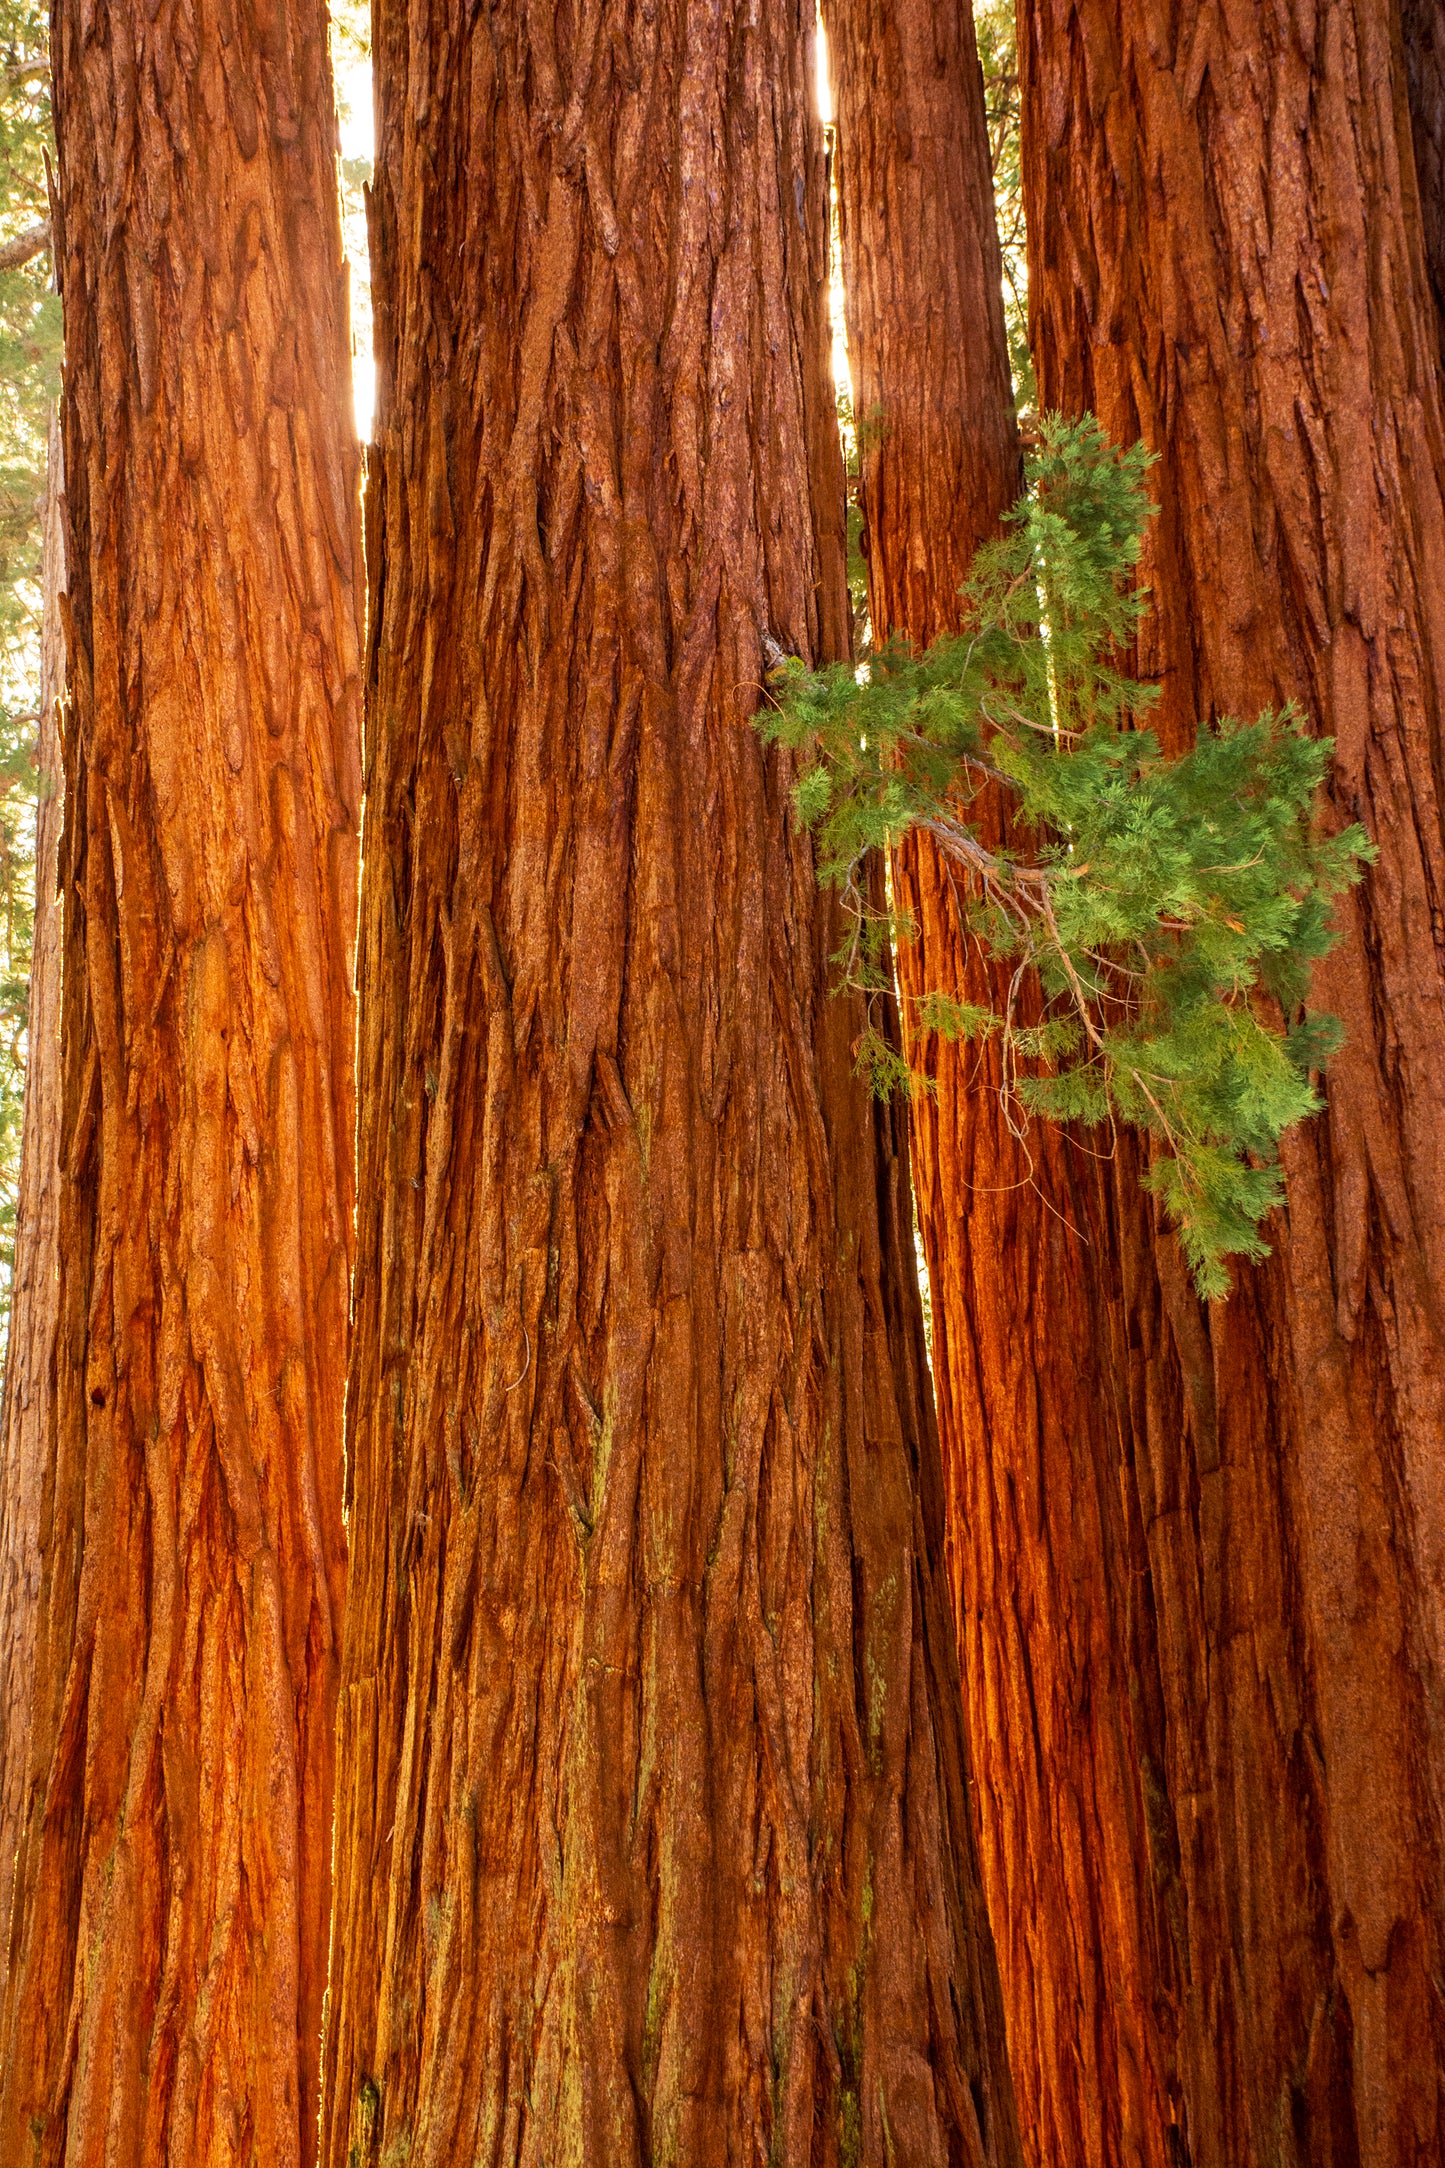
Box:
left=0, top=3, right=363, bottom=2160
left=317, top=0, right=1021, bottom=2162
left=1404, top=0, right=1445, bottom=355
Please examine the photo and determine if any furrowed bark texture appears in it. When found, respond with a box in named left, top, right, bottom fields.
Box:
left=1403, top=0, right=1445, bottom=354
left=0, top=6, right=362, bottom=2163
left=1001, top=2, right=1445, bottom=2162
left=319, top=1, right=1021, bottom=2162
left=825, top=9, right=1201, bottom=2166
left=0, top=413, right=66, bottom=2006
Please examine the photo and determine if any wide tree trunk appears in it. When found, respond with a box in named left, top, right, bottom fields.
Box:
left=0, top=6, right=362, bottom=2163
left=825, top=9, right=1203, bottom=2166
left=993, top=3, right=1445, bottom=2163
left=0, top=411, right=66, bottom=2005
left=318, top=1, right=1020, bottom=2162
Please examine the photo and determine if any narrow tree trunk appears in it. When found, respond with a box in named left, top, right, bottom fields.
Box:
left=826, top=0, right=1020, bottom=650
left=825, top=10, right=1200, bottom=2166
left=0, top=411, right=66, bottom=2004
left=0, top=6, right=363, bottom=2161
left=318, top=1, right=1020, bottom=2161
left=1006, top=3, right=1445, bottom=2162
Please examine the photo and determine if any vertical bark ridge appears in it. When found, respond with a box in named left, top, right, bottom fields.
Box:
left=1015, top=1, right=1445, bottom=2161
left=0, top=5, right=362, bottom=2162
left=0, top=411, right=66, bottom=2009
left=825, top=8, right=1195, bottom=2165
left=1403, top=0, right=1445, bottom=357
left=319, top=0, right=1021, bottom=2161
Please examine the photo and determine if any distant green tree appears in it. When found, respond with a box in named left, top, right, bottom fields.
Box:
left=974, top=0, right=1032, bottom=403
left=761, top=415, right=1372, bottom=1297
left=0, top=0, right=57, bottom=1332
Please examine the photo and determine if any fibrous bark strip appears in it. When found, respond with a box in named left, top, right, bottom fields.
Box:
left=319, top=0, right=1021, bottom=2161
left=0, top=412, right=66, bottom=2010
left=0, top=4, right=363, bottom=2160
left=1002, top=1, right=1445, bottom=2159
left=824, top=7, right=1193, bottom=2162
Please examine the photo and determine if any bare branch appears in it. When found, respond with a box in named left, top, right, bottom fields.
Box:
left=0, top=219, right=50, bottom=274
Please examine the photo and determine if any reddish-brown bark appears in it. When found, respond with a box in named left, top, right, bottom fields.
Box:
left=825, top=9, right=1193, bottom=2165
left=0, top=5, right=362, bottom=2162
left=318, top=0, right=1021, bottom=2161
left=825, top=0, right=1020, bottom=651
left=0, top=413, right=65, bottom=2007
left=953, top=2, right=1445, bottom=2162
left=1404, top=0, right=1445, bottom=352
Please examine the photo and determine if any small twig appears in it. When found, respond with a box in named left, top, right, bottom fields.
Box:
left=1037, top=886, right=1109, bottom=1057
left=504, top=1321, right=531, bottom=1393
left=1128, top=1070, right=1183, bottom=1161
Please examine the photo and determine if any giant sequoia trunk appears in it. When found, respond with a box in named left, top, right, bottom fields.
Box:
left=1403, top=0, right=1445, bottom=353
left=824, top=10, right=1202, bottom=2166
left=0, top=6, right=362, bottom=2162
left=0, top=413, right=66, bottom=2004
left=318, top=2, right=1020, bottom=2162
left=963, top=2, right=1445, bottom=2163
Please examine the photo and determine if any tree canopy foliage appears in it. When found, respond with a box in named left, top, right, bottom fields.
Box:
left=761, top=414, right=1370, bottom=1297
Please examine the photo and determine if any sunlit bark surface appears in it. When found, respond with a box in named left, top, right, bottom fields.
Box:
left=0, top=6, right=363, bottom=2161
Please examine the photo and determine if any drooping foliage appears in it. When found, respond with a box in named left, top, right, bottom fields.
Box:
left=762, top=414, right=1370, bottom=1295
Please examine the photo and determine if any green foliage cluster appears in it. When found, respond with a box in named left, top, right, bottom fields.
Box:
left=0, top=0, right=56, bottom=1333
left=760, top=414, right=1371, bottom=1297
left=832, top=387, right=876, bottom=651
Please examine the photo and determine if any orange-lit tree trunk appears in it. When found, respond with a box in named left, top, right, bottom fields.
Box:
left=0, top=4, right=362, bottom=2161
left=825, top=10, right=1202, bottom=2167
left=0, top=412, right=65, bottom=2004
left=999, top=2, right=1445, bottom=2163
left=317, top=0, right=1020, bottom=2161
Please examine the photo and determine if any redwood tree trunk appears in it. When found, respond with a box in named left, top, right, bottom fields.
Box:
left=0, top=412, right=66, bottom=2003
left=317, top=1, right=1020, bottom=2161
left=980, top=3, right=1445, bottom=2163
left=825, top=9, right=1203, bottom=2166
left=1403, top=0, right=1445, bottom=352
left=0, top=4, right=362, bottom=2161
